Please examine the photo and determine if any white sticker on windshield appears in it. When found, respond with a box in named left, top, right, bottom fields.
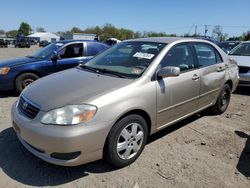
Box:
left=133, top=52, right=155, bottom=59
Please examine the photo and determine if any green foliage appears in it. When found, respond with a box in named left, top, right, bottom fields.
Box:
left=6, top=30, right=18, bottom=37
left=241, top=31, right=250, bottom=41
left=65, top=23, right=176, bottom=41
left=36, top=27, right=46, bottom=32
left=0, top=30, right=5, bottom=34
left=18, top=22, right=32, bottom=36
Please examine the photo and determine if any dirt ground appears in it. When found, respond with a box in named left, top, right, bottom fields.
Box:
left=0, top=46, right=249, bottom=188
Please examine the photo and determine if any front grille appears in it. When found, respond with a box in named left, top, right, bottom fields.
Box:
left=18, top=95, right=40, bottom=119
left=238, top=66, right=250, bottom=73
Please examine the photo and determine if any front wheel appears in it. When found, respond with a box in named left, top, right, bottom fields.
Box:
left=15, top=73, right=39, bottom=93
left=104, top=115, right=148, bottom=168
left=211, top=84, right=231, bottom=114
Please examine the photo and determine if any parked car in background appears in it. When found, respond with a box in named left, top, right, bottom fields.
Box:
left=0, top=40, right=109, bottom=93
left=229, top=41, right=250, bottom=86
left=0, top=39, right=8, bottom=48
left=15, top=37, right=31, bottom=48
left=39, top=40, right=50, bottom=47
left=218, top=41, right=241, bottom=54
left=11, top=37, right=238, bottom=168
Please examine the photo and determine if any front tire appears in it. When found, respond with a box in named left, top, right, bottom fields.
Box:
left=211, top=84, right=231, bottom=114
left=15, top=73, right=39, bottom=93
left=104, top=115, right=148, bottom=168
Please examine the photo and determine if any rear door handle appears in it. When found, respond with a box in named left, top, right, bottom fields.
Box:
left=217, top=66, right=226, bottom=72
left=192, top=74, right=200, bottom=80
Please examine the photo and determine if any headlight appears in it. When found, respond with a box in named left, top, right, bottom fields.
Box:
left=0, top=67, right=10, bottom=75
left=41, top=104, right=97, bottom=125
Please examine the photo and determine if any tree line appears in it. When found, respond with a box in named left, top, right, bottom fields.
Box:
left=1, top=22, right=250, bottom=42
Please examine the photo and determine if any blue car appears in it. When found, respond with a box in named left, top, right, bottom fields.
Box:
left=0, top=40, right=109, bottom=93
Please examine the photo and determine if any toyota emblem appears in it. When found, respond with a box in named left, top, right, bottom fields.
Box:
left=22, top=102, right=28, bottom=109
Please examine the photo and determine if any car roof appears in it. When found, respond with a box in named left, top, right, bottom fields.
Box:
left=124, top=37, right=212, bottom=44
left=57, top=40, right=101, bottom=44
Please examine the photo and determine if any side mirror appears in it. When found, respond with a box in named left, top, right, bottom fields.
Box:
left=157, top=66, right=180, bottom=78
left=51, top=51, right=58, bottom=62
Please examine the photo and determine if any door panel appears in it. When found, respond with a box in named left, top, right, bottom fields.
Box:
left=156, top=70, right=200, bottom=128
left=199, top=62, right=226, bottom=107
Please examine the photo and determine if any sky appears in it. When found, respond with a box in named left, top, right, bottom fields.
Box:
left=1, top=0, right=250, bottom=37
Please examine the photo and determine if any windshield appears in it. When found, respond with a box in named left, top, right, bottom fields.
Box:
left=230, top=43, right=250, bottom=56
left=81, top=42, right=166, bottom=78
left=29, top=43, right=61, bottom=59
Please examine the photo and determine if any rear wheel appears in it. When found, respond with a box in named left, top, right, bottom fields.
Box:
left=211, top=84, right=231, bottom=114
left=104, top=115, right=148, bottom=168
left=15, top=73, right=39, bottom=93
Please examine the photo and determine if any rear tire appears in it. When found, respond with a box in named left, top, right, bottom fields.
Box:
left=15, top=73, right=39, bottom=93
left=104, top=115, right=148, bottom=168
left=211, top=84, right=231, bottom=114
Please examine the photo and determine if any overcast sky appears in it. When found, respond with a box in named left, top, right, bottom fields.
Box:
left=1, top=0, right=250, bottom=37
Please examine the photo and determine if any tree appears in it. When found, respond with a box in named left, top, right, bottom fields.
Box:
left=36, top=27, right=46, bottom=32
left=242, top=31, right=250, bottom=41
left=70, top=27, right=83, bottom=33
left=0, top=30, right=5, bottom=35
left=18, top=22, right=32, bottom=36
left=212, top=25, right=229, bottom=41
left=6, top=30, right=18, bottom=37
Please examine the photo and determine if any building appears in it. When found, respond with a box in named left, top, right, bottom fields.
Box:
left=28, top=32, right=60, bottom=43
left=60, top=33, right=98, bottom=41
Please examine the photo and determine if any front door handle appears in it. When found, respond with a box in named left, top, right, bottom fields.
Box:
left=192, top=74, right=200, bottom=80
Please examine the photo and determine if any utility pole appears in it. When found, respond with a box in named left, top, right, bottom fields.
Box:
left=195, top=25, right=197, bottom=36
left=204, top=25, right=208, bottom=37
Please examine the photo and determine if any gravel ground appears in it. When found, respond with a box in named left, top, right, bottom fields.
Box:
left=0, top=46, right=249, bottom=188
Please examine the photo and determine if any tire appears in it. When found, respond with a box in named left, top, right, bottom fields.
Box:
left=15, top=73, right=39, bottom=93
left=211, top=84, right=231, bottom=114
left=104, top=114, right=148, bottom=168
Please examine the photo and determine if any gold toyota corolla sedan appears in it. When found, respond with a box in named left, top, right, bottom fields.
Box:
left=11, top=37, right=239, bottom=167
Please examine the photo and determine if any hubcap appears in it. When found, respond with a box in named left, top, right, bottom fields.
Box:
left=116, top=123, right=144, bottom=160
left=22, top=78, right=35, bottom=89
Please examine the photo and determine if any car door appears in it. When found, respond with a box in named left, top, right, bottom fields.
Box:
left=193, top=43, right=226, bottom=108
left=55, top=43, right=86, bottom=72
left=156, top=43, right=200, bottom=129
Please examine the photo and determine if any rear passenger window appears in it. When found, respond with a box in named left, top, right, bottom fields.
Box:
left=87, top=43, right=107, bottom=56
left=194, top=44, right=217, bottom=67
left=161, top=44, right=195, bottom=72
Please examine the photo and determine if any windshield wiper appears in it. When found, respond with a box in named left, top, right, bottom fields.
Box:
left=78, top=65, right=99, bottom=73
left=96, top=68, right=127, bottom=78
left=26, top=55, right=35, bottom=58
left=79, top=65, right=127, bottom=78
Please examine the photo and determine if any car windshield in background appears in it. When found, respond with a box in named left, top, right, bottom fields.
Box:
left=218, top=42, right=240, bottom=53
left=230, top=43, right=250, bottom=56
left=81, top=42, right=166, bottom=78
left=28, top=43, right=62, bottom=59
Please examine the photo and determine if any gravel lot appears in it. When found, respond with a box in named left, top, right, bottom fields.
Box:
left=0, top=46, right=249, bottom=188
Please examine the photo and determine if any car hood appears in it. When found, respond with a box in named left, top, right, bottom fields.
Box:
left=229, top=55, right=250, bottom=67
left=0, top=57, right=38, bottom=67
left=22, top=68, right=134, bottom=111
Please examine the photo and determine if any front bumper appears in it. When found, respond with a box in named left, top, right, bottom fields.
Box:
left=238, top=66, right=250, bottom=86
left=239, top=72, right=250, bottom=86
left=11, top=101, right=113, bottom=166
left=0, top=74, right=15, bottom=91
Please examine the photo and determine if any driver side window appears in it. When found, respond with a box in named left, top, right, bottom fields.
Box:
left=160, top=44, right=195, bottom=72
left=59, top=43, right=83, bottom=59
